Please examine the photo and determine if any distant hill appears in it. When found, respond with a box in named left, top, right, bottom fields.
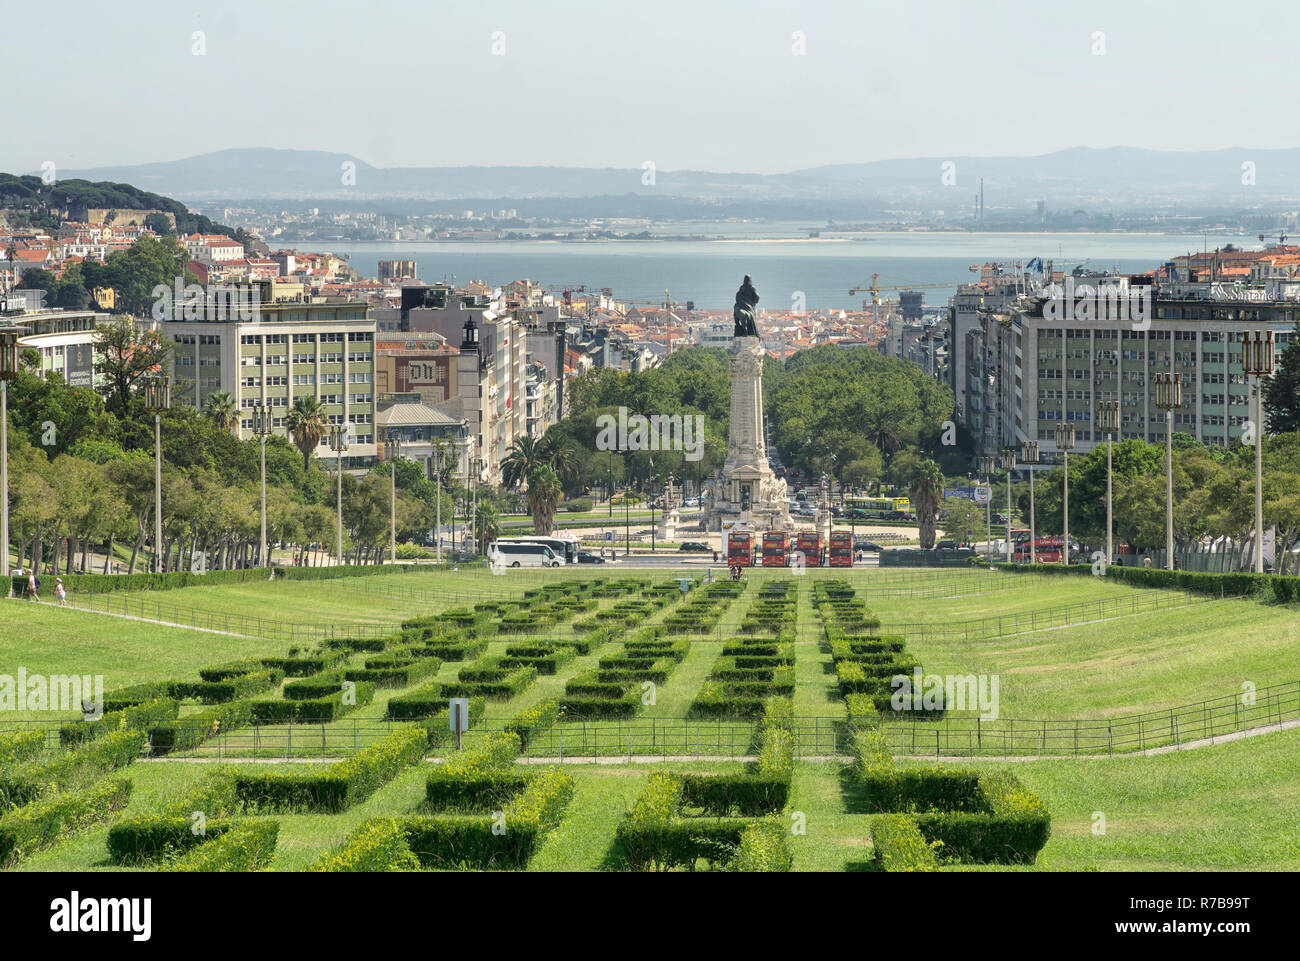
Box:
left=55, top=145, right=1300, bottom=208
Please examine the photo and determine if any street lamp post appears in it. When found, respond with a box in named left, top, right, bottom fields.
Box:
left=1241, top=331, right=1276, bottom=574
left=979, top=456, right=994, bottom=559
left=999, top=448, right=1015, bottom=563
left=143, top=375, right=171, bottom=573
left=1021, top=441, right=1040, bottom=564
left=1153, top=373, right=1182, bottom=570
left=1055, top=423, right=1075, bottom=565
left=1097, top=401, right=1120, bottom=565
left=0, top=326, right=20, bottom=586
left=252, top=403, right=273, bottom=570
left=328, top=424, right=349, bottom=566
left=385, top=430, right=403, bottom=564
left=433, top=447, right=443, bottom=565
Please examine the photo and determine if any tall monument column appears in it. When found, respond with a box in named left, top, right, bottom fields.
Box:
left=708, top=277, right=789, bottom=532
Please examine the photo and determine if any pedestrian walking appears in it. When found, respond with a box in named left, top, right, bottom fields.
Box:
left=55, top=578, right=67, bottom=607
left=26, top=571, right=39, bottom=602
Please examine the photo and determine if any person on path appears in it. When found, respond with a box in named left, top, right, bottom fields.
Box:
left=55, top=578, right=67, bottom=606
left=26, top=571, right=38, bottom=602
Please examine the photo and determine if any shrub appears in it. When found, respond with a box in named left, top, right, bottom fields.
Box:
left=107, top=815, right=234, bottom=865
left=616, top=773, right=747, bottom=871
left=234, top=727, right=426, bottom=814
left=249, top=682, right=374, bottom=722
left=148, top=700, right=253, bottom=754
left=0, top=777, right=132, bottom=867
left=0, top=730, right=46, bottom=765
left=0, top=729, right=143, bottom=807
left=60, top=697, right=179, bottom=747
left=418, top=697, right=487, bottom=746
left=728, top=820, right=793, bottom=872
left=309, top=817, right=420, bottom=872
left=425, top=733, right=524, bottom=810
left=164, top=820, right=279, bottom=872
left=871, top=814, right=940, bottom=871
left=171, top=670, right=282, bottom=704
left=504, top=699, right=560, bottom=751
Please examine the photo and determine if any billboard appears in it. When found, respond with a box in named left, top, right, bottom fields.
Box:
left=65, top=343, right=95, bottom=388
left=392, top=355, right=451, bottom=399
left=944, top=486, right=992, bottom=504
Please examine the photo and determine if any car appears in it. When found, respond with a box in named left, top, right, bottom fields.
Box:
left=678, top=541, right=711, bottom=552
left=576, top=550, right=606, bottom=564
left=935, top=539, right=959, bottom=550
left=854, top=539, right=883, bottom=552
left=886, top=510, right=913, bottom=521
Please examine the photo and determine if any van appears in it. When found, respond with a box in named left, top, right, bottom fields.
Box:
left=489, top=542, right=562, bottom=568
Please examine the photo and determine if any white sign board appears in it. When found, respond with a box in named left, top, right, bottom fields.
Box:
left=448, top=698, right=469, bottom=733
left=973, top=486, right=992, bottom=506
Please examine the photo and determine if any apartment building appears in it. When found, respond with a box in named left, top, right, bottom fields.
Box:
left=6, top=306, right=109, bottom=388
left=159, top=287, right=378, bottom=467
left=1008, top=294, right=1296, bottom=462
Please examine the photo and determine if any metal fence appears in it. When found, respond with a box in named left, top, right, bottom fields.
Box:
left=881, top=588, right=1209, bottom=642
left=6, top=680, right=1295, bottom=760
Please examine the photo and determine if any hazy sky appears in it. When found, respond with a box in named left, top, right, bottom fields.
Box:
left=9, top=0, right=1300, bottom=175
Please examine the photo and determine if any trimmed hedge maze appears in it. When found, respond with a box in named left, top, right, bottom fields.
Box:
left=616, top=699, right=795, bottom=871
left=693, top=580, right=796, bottom=717
left=853, top=726, right=1051, bottom=869
left=813, top=579, right=943, bottom=722
left=311, top=732, right=574, bottom=871
left=559, top=627, right=692, bottom=718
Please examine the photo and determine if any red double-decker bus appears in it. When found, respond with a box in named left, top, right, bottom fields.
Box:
left=1014, top=535, right=1073, bottom=564
left=762, top=531, right=789, bottom=567
left=796, top=532, right=822, bottom=567
left=829, top=531, right=854, bottom=567
left=727, top=531, right=752, bottom=567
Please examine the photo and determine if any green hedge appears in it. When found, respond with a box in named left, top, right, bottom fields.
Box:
left=0, top=777, right=132, bottom=868
left=418, top=697, right=487, bottom=746
left=171, top=669, right=283, bottom=704
left=148, top=700, right=253, bottom=754
left=107, top=816, right=235, bottom=865
left=59, top=697, right=179, bottom=747
left=9, top=563, right=426, bottom=596
left=0, top=730, right=46, bottom=765
left=163, top=820, right=279, bottom=872
left=259, top=651, right=348, bottom=676
left=616, top=773, right=750, bottom=871
left=0, top=729, right=143, bottom=807
left=425, top=733, right=524, bottom=810
left=248, top=682, right=374, bottom=722
left=309, top=818, right=420, bottom=872
left=234, top=727, right=426, bottom=814
left=400, top=767, right=574, bottom=869
left=871, top=814, right=939, bottom=872
left=439, top=666, right=536, bottom=701
left=995, top=561, right=1300, bottom=602
left=728, top=819, right=793, bottom=872
left=504, top=699, right=560, bottom=751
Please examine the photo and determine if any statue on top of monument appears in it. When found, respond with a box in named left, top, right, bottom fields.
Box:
left=733, top=275, right=760, bottom=338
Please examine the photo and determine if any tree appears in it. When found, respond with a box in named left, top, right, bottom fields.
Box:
left=203, top=391, right=239, bottom=433
left=1265, top=319, right=1300, bottom=434
left=524, top=464, right=563, bottom=535
left=93, top=317, right=173, bottom=414
left=285, top=396, right=326, bottom=471
left=940, top=496, right=985, bottom=546
left=910, top=459, right=945, bottom=550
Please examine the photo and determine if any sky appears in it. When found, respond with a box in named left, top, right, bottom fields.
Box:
left=9, top=0, right=1300, bottom=175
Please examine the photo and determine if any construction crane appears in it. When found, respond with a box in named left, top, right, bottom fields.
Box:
left=849, top=272, right=953, bottom=305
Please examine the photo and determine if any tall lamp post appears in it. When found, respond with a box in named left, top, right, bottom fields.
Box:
left=385, top=430, right=403, bottom=563
left=1055, top=423, right=1075, bottom=565
left=1021, top=441, right=1040, bottom=564
left=1241, top=331, right=1276, bottom=573
left=1097, top=400, right=1120, bottom=565
left=1153, top=373, right=1182, bottom=570
left=433, top=446, right=444, bottom=565
left=252, top=403, right=273, bottom=569
left=978, top=455, right=994, bottom=558
left=999, top=448, right=1015, bottom=563
left=0, top=326, right=20, bottom=586
left=143, top=375, right=171, bottom=573
left=328, top=424, right=349, bottom=566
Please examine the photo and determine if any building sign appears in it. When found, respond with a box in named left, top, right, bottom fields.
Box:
left=393, top=355, right=450, bottom=397
left=945, top=486, right=992, bottom=504
left=65, top=343, right=95, bottom=388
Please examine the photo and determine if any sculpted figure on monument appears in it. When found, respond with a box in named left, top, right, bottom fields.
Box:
left=733, top=275, right=760, bottom=338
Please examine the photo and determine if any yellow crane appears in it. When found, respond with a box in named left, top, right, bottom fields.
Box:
left=849, top=272, right=953, bottom=305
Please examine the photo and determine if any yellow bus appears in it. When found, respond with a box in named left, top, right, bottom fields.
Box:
left=845, top=496, right=912, bottom=519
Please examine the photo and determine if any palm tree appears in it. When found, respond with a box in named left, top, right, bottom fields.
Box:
left=525, top=465, right=563, bottom=535
left=911, top=459, right=945, bottom=550
left=202, top=391, right=239, bottom=433
left=538, top=429, right=579, bottom=491
left=501, top=435, right=540, bottom=492
left=285, top=396, right=327, bottom=471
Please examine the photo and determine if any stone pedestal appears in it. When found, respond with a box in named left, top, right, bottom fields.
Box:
left=657, top=508, right=680, bottom=542
left=707, top=337, right=789, bottom=532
